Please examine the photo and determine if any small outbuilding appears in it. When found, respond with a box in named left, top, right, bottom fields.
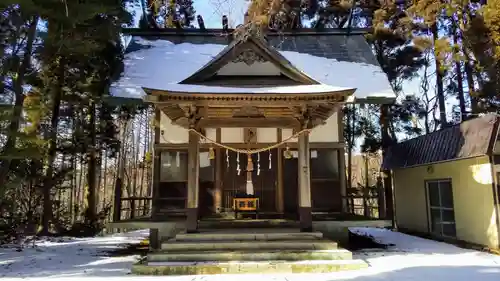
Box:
left=383, top=114, right=500, bottom=249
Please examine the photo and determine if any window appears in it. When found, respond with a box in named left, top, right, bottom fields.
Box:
left=160, top=151, right=188, bottom=182
left=310, top=149, right=340, bottom=180
left=427, top=179, right=456, bottom=237
left=159, top=150, right=214, bottom=182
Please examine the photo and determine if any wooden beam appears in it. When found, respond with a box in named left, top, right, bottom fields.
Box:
left=276, top=128, right=284, bottom=214
left=298, top=129, right=312, bottom=232
left=155, top=141, right=345, bottom=150
left=195, top=117, right=301, bottom=128
left=150, top=108, right=161, bottom=249
left=186, top=128, right=200, bottom=233
left=337, top=108, right=348, bottom=213
left=214, top=128, right=222, bottom=214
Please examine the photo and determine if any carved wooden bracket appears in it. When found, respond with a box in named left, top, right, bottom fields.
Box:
left=233, top=49, right=266, bottom=65
left=292, top=105, right=314, bottom=129
left=233, top=106, right=264, bottom=118
left=244, top=128, right=257, bottom=143
left=182, top=105, right=202, bottom=128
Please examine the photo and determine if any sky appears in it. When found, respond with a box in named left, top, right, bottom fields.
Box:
left=130, top=0, right=465, bottom=138
left=190, top=0, right=459, bottom=125
left=193, top=0, right=249, bottom=28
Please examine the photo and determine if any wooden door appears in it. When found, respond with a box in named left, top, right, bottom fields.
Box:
left=221, top=149, right=278, bottom=213
left=221, top=150, right=248, bottom=211
left=251, top=149, right=277, bottom=212
left=283, top=154, right=299, bottom=219
left=198, top=152, right=215, bottom=218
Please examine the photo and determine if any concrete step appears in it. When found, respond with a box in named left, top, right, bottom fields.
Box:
left=148, top=249, right=352, bottom=262
left=172, top=231, right=323, bottom=242
left=160, top=240, right=338, bottom=252
left=198, top=219, right=299, bottom=229
left=132, top=259, right=368, bottom=275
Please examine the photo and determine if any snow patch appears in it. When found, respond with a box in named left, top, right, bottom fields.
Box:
left=111, top=38, right=395, bottom=101
left=148, top=83, right=354, bottom=94
left=2, top=228, right=500, bottom=280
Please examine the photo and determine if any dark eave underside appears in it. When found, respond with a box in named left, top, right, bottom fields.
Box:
left=143, top=88, right=354, bottom=104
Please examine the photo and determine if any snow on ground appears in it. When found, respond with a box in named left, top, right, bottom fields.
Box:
left=1, top=227, right=499, bottom=281
left=0, top=230, right=148, bottom=279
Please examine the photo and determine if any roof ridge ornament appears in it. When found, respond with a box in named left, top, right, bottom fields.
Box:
left=234, top=21, right=267, bottom=42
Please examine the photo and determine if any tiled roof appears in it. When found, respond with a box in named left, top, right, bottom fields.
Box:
left=124, top=28, right=379, bottom=66
left=113, top=28, right=395, bottom=103
left=382, top=114, right=500, bottom=169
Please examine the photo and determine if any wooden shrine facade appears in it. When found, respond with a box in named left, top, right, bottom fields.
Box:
left=144, top=32, right=357, bottom=232
left=148, top=91, right=352, bottom=232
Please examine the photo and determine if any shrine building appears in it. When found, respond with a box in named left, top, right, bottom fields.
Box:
left=109, top=26, right=395, bottom=254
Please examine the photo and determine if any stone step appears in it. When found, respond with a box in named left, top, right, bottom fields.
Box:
left=172, top=231, right=323, bottom=242
left=148, top=249, right=352, bottom=262
left=160, top=240, right=338, bottom=252
left=132, top=259, right=368, bottom=275
left=198, top=219, right=299, bottom=229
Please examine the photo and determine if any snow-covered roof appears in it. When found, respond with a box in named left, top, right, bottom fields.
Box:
left=146, top=83, right=354, bottom=94
left=111, top=32, right=395, bottom=103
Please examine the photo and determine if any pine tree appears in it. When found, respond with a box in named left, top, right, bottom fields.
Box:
left=34, top=0, right=131, bottom=233
left=178, top=0, right=196, bottom=27
left=150, top=0, right=196, bottom=28
left=468, top=0, right=500, bottom=111
left=0, top=3, right=40, bottom=197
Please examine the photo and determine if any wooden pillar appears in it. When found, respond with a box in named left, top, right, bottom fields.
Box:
left=298, top=129, right=312, bottom=232
left=380, top=105, right=394, bottom=222
left=276, top=128, right=284, bottom=214
left=186, top=128, right=200, bottom=233
left=150, top=108, right=161, bottom=249
left=338, top=108, right=347, bottom=213
left=214, top=128, right=222, bottom=213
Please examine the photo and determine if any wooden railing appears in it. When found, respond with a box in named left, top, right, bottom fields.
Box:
left=343, top=186, right=386, bottom=219
left=119, top=197, right=152, bottom=220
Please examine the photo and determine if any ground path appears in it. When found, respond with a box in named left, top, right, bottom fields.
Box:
left=1, top=227, right=499, bottom=280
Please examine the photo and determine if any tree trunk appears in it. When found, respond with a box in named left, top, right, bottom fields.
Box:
left=460, top=7, right=479, bottom=113
left=432, top=23, right=447, bottom=127
left=452, top=17, right=467, bottom=120
left=380, top=105, right=394, bottom=225
left=41, top=58, right=65, bottom=235
left=347, top=105, right=356, bottom=190
left=113, top=113, right=128, bottom=222
left=139, top=112, right=148, bottom=214
left=85, top=101, right=97, bottom=224
left=70, top=153, right=76, bottom=224
left=102, top=151, right=108, bottom=210
left=97, top=148, right=103, bottom=213
left=0, top=16, right=39, bottom=188
left=78, top=155, right=85, bottom=219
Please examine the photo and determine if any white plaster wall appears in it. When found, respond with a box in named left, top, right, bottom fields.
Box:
left=160, top=111, right=340, bottom=144
left=257, top=128, right=277, bottom=143
left=205, top=128, right=217, bottom=141
left=280, top=113, right=339, bottom=143
left=309, top=112, right=340, bottom=142
left=282, top=129, right=297, bottom=143
left=221, top=128, right=244, bottom=143
left=159, top=112, right=189, bottom=143
left=217, top=61, right=281, bottom=76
